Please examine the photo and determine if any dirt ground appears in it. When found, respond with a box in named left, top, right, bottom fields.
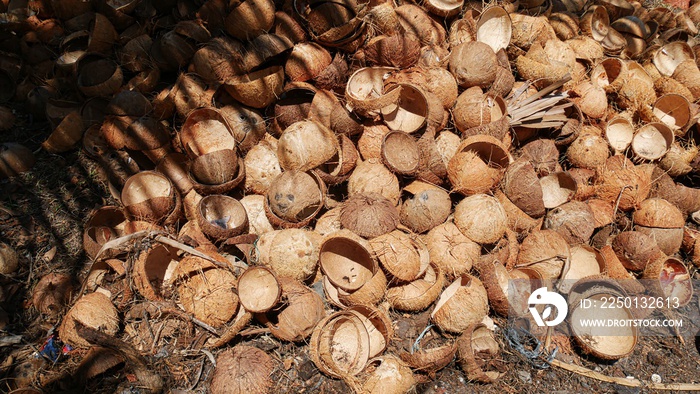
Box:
left=2, top=99, right=700, bottom=394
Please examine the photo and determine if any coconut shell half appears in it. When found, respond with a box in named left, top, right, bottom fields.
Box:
left=211, top=345, right=275, bottom=394
left=237, top=266, right=280, bottom=313
left=59, top=292, right=120, bottom=348
left=321, top=230, right=377, bottom=292
left=457, top=324, right=505, bottom=383
left=431, top=275, right=489, bottom=333
left=340, top=193, right=400, bottom=238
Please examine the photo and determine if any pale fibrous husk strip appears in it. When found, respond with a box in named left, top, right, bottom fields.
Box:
left=507, top=74, right=573, bottom=128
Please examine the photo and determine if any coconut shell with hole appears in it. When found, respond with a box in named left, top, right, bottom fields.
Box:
left=567, top=133, right=610, bottom=169
left=196, top=195, right=248, bottom=241
left=386, top=262, right=445, bottom=312
left=336, top=267, right=387, bottom=308
left=449, top=41, right=497, bottom=88
left=59, top=292, right=120, bottom=348
left=265, top=171, right=323, bottom=226
left=431, top=275, right=489, bottom=333
left=399, top=182, right=451, bottom=234
left=370, top=230, right=428, bottom=282
left=543, top=201, right=596, bottom=245
left=457, top=324, right=505, bottom=382
left=32, top=273, right=73, bottom=317
left=175, top=255, right=239, bottom=328
left=595, top=155, right=651, bottom=211
left=361, top=356, right=416, bottom=394
left=454, top=194, right=507, bottom=245
left=211, top=345, right=275, bottom=394
left=258, top=278, right=325, bottom=342
left=346, top=67, right=401, bottom=118
left=611, top=231, right=666, bottom=272
left=320, top=229, right=377, bottom=292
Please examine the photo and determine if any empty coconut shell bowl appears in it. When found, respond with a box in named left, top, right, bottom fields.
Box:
left=3, top=0, right=700, bottom=392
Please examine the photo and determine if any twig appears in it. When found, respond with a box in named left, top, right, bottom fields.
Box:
left=549, top=358, right=700, bottom=390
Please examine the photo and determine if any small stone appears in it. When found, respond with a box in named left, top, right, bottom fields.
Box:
left=517, top=370, right=532, bottom=383
left=651, top=374, right=662, bottom=384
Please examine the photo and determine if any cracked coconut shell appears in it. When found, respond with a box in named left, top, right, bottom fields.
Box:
left=211, top=345, right=275, bottom=394
left=431, top=275, right=489, bottom=333
left=386, top=262, right=445, bottom=311
left=370, top=230, right=429, bottom=282
left=258, top=278, right=325, bottom=342
left=399, top=181, right=451, bottom=234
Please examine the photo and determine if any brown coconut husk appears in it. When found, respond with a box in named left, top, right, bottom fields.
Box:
left=340, top=193, right=399, bottom=238
left=558, top=245, right=604, bottom=293
left=425, top=222, right=481, bottom=280
left=321, top=229, right=377, bottom=292
left=277, top=120, right=339, bottom=172
left=345, top=67, right=401, bottom=117
left=399, top=330, right=456, bottom=375
left=362, top=34, right=421, bottom=69
left=336, top=267, right=387, bottom=307
left=32, top=273, right=73, bottom=316
left=59, top=292, right=120, bottom=348
left=604, top=116, right=634, bottom=153
left=265, top=171, right=324, bottom=227
left=658, top=142, right=698, bottom=177
left=399, top=181, right=451, bottom=234
left=598, top=244, right=645, bottom=294
left=156, top=153, right=194, bottom=196
left=386, top=262, right=445, bottom=312
left=370, top=230, right=428, bottom=283
left=224, top=66, right=285, bottom=109
left=635, top=226, right=684, bottom=256
left=569, top=167, right=597, bottom=201
left=453, top=87, right=509, bottom=140
left=262, top=229, right=319, bottom=282
left=258, top=277, right=325, bottom=341
left=494, top=190, right=544, bottom=234
left=243, top=140, right=282, bottom=195
left=474, top=258, right=512, bottom=316
left=380, top=131, right=421, bottom=175
left=224, top=0, right=275, bottom=40
left=516, top=229, right=570, bottom=279
left=309, top=310, right=371, bottom=379
left=595, top=155, right=652, bottom=211
left=586, top=198, right=615, bottom=228
left=540, top=172, right=577, bottom=209
left=501, top=157, right=545, bottom=218
left=196, top=195, right=248, bottom=241
left=611, top=231, right=666, bottom=272
left=347, top=159, right=401, bottom=205
left=454, top=194, right=508, bottom=245
left=180, top=108, right=236, bottom=158
left=457, top=324, right=506, bottom=383
left=521, top=139, right=561, bottom=177
left=121, top=171, right=177, bottom=224
left=395, top=4, right=447, bottom=47
left=211, top=345, right=275, bottom=394
left=631, top=122, right=674, bottom=161
left=543, top=200, right=596, bottom=245
left=133, top=244, right=179, bottom=301
left=82, top=206, right=126, bottom=260
left=240, top=195, right=274, bottom=236
left=567, top=133, right=610, bottom=169
left=449, top=41, right=498, bottom=88
left=431, top=275, right=489, bottom=333
left=361, top=356, right=416, bottom=394
left=617, top=61, right=656, bottom=109
left=448, top=135, right=511, bottom=196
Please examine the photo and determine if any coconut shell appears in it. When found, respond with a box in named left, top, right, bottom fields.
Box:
left=611, top=231, right=666, bottom=271
left=32, top=273, right=73, bottom=316
left=337, top=268, right=387, bottom=307
left=277, top=120, right=338, bottom=172
left=494, top=190, right=543, bottom=234
left=239, top=195, right=273, bottom=237
left=361, top=356, right=416, bottom=394
left=197, top=195, right=248, bottom=241
left=633, top=198, right=685, bottom=229
left=457, top=324, right=505, bottom=383
left=474, top=258, right=512, bottom=316
left=454, top=194, right=507, bottom=245
left=399, top=182, right=451, bottom=234
left=309, top=310, right=371, bottom=378
left=211, top=345, right=275, bottom=394
left=595, top=155, right=652, bottom=211
left=400, top=338, right=456, bottom=375
left=617, top=61, right=656, bottom=109
left=395, top=4, right=447, bottom=47
left=265, top=171, right=323, bottom=226
left=605, top=116, right=634, bottom=153
left=586, top=198, right=615, bottom=228
left=224, top=66, right=284, bottom=109
left=347, top=159, right=400, bottom=205
left=380, top=131, right=421, bottom=175
left=121, top=171, right=177, bottom=224
left=386, top=262, right=445, bottom=311
left=370, top=230, right=427, bottom=282
left=262, top=229, right=319, bottom=282
left=543, top=201, right=596, bottom=245
left=133, top=244, right=179, bottom=301
left=340, top=193, right=399, bottom=238
left=431, top=275, right=489, bottom=333
left=259, top=278, right=325, bottom=341
left=521, top=139, right=561, bottom=177
left=567, top=133, right=610, bottom=169
left=448, top=135, right=511, bottom=196
left=363, top=35, right=421, bottom=69
left=59, top=292, right=120, bottom=348
left=635, top=226, right=684, bottom=256
left=224, top=0, right=275, bottom=39
left=176, top=257, right=239, bottom=328
left=244, top=141, right=282, bottom=195
left=631, top=122, right=673, bottom=161
left=321, top=229, right=377, bottom=291
left=517, top=230, right=570, bottom=279
left=345, top=67, right=401, bottom=117
left=501, top=157, right=545, bottom=218
left=449, top=41, right=498, bottom=88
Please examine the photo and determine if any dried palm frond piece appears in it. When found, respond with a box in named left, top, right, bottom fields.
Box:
left=507, top=74, right=573, bottom=129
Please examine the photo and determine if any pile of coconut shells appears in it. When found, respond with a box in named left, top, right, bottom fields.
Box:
left=3, top=0, right=700, bottom=391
